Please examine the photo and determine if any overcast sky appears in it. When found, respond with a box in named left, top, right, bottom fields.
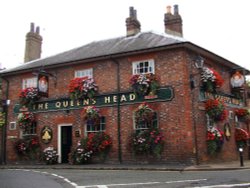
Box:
left=1, top=0, right=250, bottom=71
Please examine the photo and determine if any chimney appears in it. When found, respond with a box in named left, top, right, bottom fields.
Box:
left=126, top=7, right=141, bottom=37
left=164, top=5, right=183, bottom=37
left=24, top=22, right=43, bottom=63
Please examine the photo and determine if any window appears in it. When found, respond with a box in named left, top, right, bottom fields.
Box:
left=132, top=59, right=155, bottom=75
left=134, top=112, right=158, bottom=132
left=75, top=68, right=93, bottom=78
left=22, top=77, right=37, bottom=89
left=86, top=116, right=105, bottom=134
left=22, top=122, right=37, bottom=136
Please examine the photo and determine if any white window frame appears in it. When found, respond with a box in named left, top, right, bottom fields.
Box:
left=22, top=77, right=37, bottom=89
left=74, top=68, right=93, bottom=78
left=134, top=112, right=158, bottom=132
left=22, top=122, right=37, bottom=137
left=85, top=116, right=106, bottom=134
left=132, top=59, right=155, bottom=75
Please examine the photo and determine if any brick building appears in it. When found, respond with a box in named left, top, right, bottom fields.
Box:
left=0, top=5, right=249, bottom=165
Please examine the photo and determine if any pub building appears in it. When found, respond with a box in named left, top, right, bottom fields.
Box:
left=0, top=5, right=250, bottom=165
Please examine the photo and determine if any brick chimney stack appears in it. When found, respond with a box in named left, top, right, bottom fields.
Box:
left=24, top=23, right=43, bottom=63
left=126, top=7, right=141, bottom=37
left=164, top=5, right=183, bottom=37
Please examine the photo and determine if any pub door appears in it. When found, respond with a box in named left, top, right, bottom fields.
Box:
left=61, top=126, right=72, bottom=163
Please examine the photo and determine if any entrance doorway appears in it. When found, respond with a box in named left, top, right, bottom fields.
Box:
left=58, top=125, right=72, bottom=163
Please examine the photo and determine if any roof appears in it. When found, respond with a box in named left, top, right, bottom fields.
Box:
left=0, top=31, right=185, bottom=75
left=0, top=31, right=248, bottom=75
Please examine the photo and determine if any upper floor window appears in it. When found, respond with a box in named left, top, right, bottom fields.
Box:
left=22, top=77, right=37, bottom=89
left=134, top=112, right=158, bottom=133
left=75, top=68, right=93, bottom=78
left=86, top=116, right=106, bottom=134
left=132, top=59, right=155, bottom=75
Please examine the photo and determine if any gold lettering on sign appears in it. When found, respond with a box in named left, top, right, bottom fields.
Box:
left=44, top=103, right=48, bottom=110
left=129, top=93, right=136, bottom=101
left=91, top=99, right=97, bottom=105
left=105, top=96, right=111, bottom=103
left=113, top=95, right=117, bottom=103
left=63, top=101, right=69, bottom=108
left=76, top=100, right=81, bottom=106
left=120, top=94, right=127, bottom=102
left=55, top=102, right=61, bottom=108
left=83, top=99, right=89, bottom=105
left=38, top=103, right=44, bottom=110
left=70, top=100, right=74, bottom=107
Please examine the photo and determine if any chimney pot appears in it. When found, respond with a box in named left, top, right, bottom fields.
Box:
left=30, top=22, right=35, bottom=32
left=36, top=26, right=40, bottom=34
left=166, top=6, right=172, bottom=14
left=174, top=5, right=179, bottom=15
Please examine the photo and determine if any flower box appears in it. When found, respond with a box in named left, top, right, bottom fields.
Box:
left=129, top=73, right=159, bottom=96
left=69, top=77, right=98, bottom=100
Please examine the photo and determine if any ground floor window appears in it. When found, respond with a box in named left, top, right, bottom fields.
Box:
left=86, top=116, right=106, bottom=134
left=22, top=122, right=37, bottom=137
left=134, top=112, right=158, bottom=133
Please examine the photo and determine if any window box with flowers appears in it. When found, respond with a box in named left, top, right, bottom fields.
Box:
left=71, top=132, right=112, bottom=164
left=235, top=127, right=249, bottom=148
left=235, top=108, right=250, bottom=122
left=19, top=87, right=40, bottom=106
left=130, top=128, right=164, bottom=159
left=17, top=111, right=35, bottom=131
left=201, top=67, right=224, bottom=92
left=205, top=99, right=227, bottom=122
left=82, top=106, right=100, bottom=126
left=134, top=102, right=155, bottom=124
left=206, top=126, right=224, bottom=155
left=68, top=77, right=98, bottom=100
left=129, top=73, right=159, bottom=96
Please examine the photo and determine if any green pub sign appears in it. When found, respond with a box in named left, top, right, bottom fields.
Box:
left=14, top=87, right=174, bottom=113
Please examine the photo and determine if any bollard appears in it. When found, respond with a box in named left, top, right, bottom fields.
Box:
left=239, top=147, right=244, bottom=167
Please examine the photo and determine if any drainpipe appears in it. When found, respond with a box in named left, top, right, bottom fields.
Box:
left=1, top=77, right=9, bottom=164
left=110, top=58, right=122, bottom=163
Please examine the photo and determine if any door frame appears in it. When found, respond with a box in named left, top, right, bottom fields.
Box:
left=57, top=123, right=72, bottom=163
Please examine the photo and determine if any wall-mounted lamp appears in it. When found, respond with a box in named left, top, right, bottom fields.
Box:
left=194, top=55, right=204, bottom=69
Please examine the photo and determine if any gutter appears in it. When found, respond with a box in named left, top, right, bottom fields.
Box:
left=110, top=58, right=122, bottom=164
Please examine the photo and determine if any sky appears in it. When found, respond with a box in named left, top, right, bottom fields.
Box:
left=0, top=0, right=250, bottom=71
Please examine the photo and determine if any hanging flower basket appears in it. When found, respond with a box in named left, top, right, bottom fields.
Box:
left=235, top=127, right=249, bottom=148
left=19, top=87, right=39, bottom=106
left=81, top=106, right=100, bottom=125
left=17, top=112, right=35, bottom=130
left=68, top=77, right=98, bottom=100
left=206, top=126, right=224, bottom=155
left=205, top=99, right=227, bottom=122
left=201, top=67, right=224, bottom=92
left=235, top=108, right=250, bottom=122
left=130, top=128, right=164, bottom=158
left=0, top=112, right=5, bottom=127
left=129, top=73, right=159, bottom=96
left=134, top=102, right=155, bottom=124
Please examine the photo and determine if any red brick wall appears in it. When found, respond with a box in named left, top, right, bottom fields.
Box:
left=2, top=47, right=248, bottom=164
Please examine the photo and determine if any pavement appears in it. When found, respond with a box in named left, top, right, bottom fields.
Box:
left=1, top=160, right=250, bottom=171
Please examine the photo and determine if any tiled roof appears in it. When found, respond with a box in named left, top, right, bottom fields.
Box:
left=0, top=31, right=185, bottom=74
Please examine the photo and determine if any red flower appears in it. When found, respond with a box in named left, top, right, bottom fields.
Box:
left=235, top=108, right=249, bottom=117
